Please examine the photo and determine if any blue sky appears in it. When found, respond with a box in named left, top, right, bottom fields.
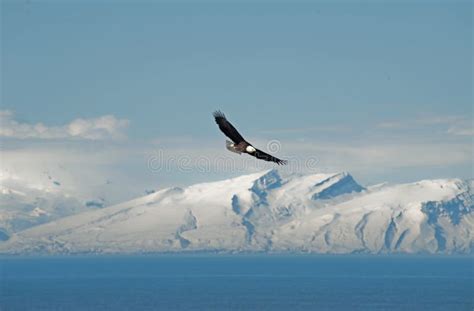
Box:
left=1, top=1, right=472, bottom=200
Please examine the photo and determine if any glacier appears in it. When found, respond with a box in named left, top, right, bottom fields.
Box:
left=0, top=170, right=472, bottom=255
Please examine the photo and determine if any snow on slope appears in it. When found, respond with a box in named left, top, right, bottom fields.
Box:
left=274, top=179, right=473, bottom=254
left=0, top=173, right=102, bottom=241
left=0, top=170, right=472, bottom=254
left=0, top=160, right=147, bottom=240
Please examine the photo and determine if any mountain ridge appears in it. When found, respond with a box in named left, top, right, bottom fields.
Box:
left=1, top=170, right=472, bottom=255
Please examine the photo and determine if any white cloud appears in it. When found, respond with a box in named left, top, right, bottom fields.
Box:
left=1, top=134, right=472, bottom=206
left=144, top=136, right=472, bottom=177
left=447, top=125, right=474, bottom=136
left=416, top=116, right=466, bottom=125
left=0, top=110, right=129, bottom=140
left=376, top=115, right=472, bottom=136
left=284, top=141, right=472, bottom=169
left=0, top=141, right=147, bottom=204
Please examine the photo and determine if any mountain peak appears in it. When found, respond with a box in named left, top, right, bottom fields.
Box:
left=251, top=169, right=282, bottom=191
left=309, top=172, right=364, bottom=200
left=1, top=171, right=472, bottom=255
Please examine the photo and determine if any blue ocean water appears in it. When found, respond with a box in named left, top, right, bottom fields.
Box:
left=0, top=255, right=472, bottom=310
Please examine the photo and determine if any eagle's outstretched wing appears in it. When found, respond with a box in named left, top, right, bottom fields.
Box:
left=252, top=148, right=288, bottom=165
left=213, top=111, right=245, bottom=144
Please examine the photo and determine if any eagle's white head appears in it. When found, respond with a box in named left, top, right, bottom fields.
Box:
left=246, top=146, right=256, bottom=153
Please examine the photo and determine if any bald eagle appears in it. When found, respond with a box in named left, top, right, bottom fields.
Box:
left=213, top=111, right=288, bottom=165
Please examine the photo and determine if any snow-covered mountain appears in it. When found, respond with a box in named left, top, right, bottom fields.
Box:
left=0, top=170, right=472, bottom=254
left=0, top=173, right=106, bottom=242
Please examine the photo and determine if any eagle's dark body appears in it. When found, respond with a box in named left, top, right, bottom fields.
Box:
left=213, top=111, right=287, bottom=165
